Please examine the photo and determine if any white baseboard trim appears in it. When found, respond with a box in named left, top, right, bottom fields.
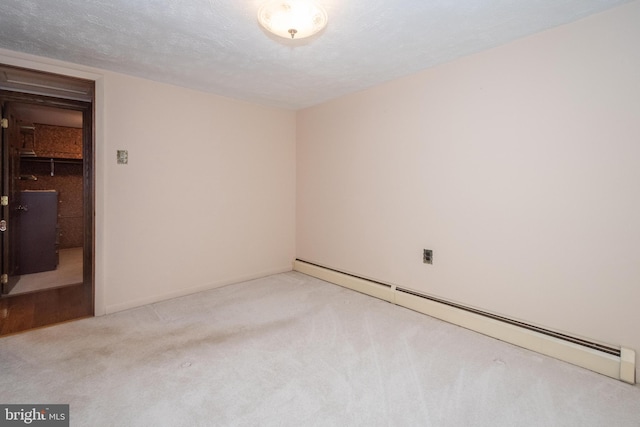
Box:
left=293, top=259, right=636, bottom=384
left=293, top=260, right=395, bottom=303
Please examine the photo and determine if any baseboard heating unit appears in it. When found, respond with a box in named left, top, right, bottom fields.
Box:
left=293, top=259, right=636, bottom=384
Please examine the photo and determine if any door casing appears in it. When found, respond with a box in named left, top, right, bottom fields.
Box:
left=0, top=65, right=94, bottom=316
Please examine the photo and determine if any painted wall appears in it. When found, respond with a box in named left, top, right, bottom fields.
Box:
left=297, top=1, right=640, bottom=379
left=103, top=73, right=296, bottom=312
left=0, top=49, right=297, bottom=314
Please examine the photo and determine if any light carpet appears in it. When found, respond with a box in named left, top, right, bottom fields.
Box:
left=1, top=271, right=639, bottom=426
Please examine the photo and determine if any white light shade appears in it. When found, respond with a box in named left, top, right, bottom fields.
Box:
left=257, top=0, right=328, bottom=40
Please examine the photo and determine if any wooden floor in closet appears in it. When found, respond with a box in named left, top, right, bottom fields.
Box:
left=0, top=284, right=92, bottom=336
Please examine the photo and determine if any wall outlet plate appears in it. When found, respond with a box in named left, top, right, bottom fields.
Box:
left=117, top=150, right=128, bottom=164
left=423, top=249, right=433, bottom=264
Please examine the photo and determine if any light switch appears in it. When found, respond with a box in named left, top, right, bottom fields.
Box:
left=117, top=150, right=128, bottom=165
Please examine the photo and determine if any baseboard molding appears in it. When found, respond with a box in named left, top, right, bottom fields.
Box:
left=105, top=266, right=293, bottom=314
left=293, top=259, right=636, bottom=384
left=293, top=260, right=395, bottom=303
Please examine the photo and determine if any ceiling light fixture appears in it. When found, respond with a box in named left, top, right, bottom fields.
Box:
left=257, top=0, right=328, bottom=40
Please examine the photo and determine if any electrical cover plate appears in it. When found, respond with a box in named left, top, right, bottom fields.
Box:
left=117, top=150, right=128, bottom=164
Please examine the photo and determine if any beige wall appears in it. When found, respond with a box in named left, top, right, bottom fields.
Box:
left=297, top=1, right=640, bottom=379
left=103, top=73, right=296, bottom=312
left=0, top=49, right=297, bottom=314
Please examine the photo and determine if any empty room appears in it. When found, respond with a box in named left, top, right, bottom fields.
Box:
left=1, top=0, right=639, bottom=425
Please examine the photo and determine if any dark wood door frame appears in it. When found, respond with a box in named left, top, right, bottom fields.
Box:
left=0, top=86, right=95, bottom=316
left=1, top=101, right=21, bottom=294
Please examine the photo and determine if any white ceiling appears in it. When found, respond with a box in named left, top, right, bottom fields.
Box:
left=0, top=0, right=633, bottom=110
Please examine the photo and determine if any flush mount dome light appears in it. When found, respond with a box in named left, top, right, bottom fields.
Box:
left=257, top=0, right=328, bottom=40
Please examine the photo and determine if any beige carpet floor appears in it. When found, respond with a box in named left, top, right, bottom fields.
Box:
left=1, top=271, right=639, bottom=426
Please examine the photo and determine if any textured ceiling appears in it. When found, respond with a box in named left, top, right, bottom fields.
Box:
left=0, top=0, right=633, bottom=110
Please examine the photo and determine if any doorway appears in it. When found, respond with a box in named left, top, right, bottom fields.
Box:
left=0, top=64, right=94, bottom=335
